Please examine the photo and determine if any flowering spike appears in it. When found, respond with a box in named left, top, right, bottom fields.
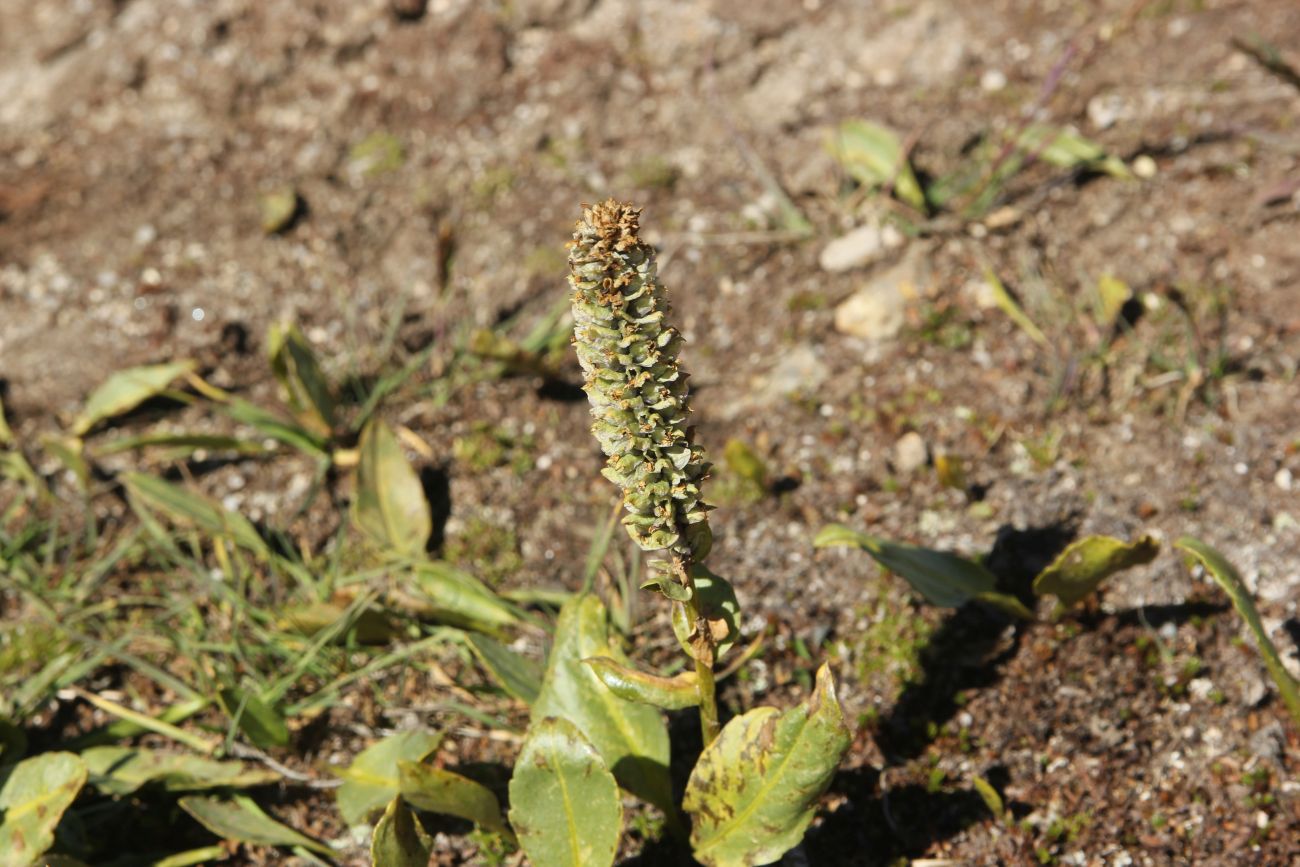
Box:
left=569, top=200, right=711, bottom=559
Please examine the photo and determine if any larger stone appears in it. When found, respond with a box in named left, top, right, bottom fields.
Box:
left=833, top=247, right=929, bottom=341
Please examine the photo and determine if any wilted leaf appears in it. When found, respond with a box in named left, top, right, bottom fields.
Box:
left=508, top=717, right=621, bottom=867
left=122, top=472, right=267, bottom=556
left=816, top=524, right=1004, bottom=609
left=72, top=361, right=195, bottom=436
left=371, top=797, right=432, bottom=867
left=1177, top=537, right=1300, bottom=726
left=826, top=120, right=927, bottom=211
left=532, top=595, right=673, bottom=818
left=671, top=565, right=741, bottom=660
left=399, top=760, right=512, bottom=838
left=583, top=658, right=700, bottom=710
left=267, top=323, right=335, bottom=436
left=399, top=562, right=520, bottom=634
left=81, top=746, right=278, bottom=795
left=0, top=752, right=87, bottom=867
left=352, top=419, right=431, bottom=557
left=179, top=794, right=332, bottom=855
left=684, top=665, right=851, bottom=867
left=466, top=634, right=542, bottom=704
left=1033, top=534, right=1159, bottom=609
left=335, top=729, right=443, bottom=827
left=217, top=687, right=289, bottom=750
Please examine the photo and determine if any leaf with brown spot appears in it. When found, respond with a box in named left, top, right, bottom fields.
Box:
left=684, top=665, right=851, bottom=867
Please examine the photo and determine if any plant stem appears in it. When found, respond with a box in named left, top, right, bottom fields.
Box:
left=678, top=558, right=722, bottom=745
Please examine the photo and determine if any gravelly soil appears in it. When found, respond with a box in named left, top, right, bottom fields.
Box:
left=2, top=1, right=1298, bottom=864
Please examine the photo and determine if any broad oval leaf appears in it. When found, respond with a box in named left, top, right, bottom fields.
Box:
left=72, top=360, right=196, bottom=436
left=398, top=760, right=512, bottom=838
left=532, top=595, right=673, bottom=817
left=179, top=794, right=332, bottom=856
left=371, top=796, right=432, bottom=867
left=815, top=524, right=997, bottom=608
left=81, top=746, right=278, bottom=795
left=0, top=752, right=88, bottom=867
left=466, top=633, right=542, bottom=704
left=335, top=729, right=443, bottom=827
left=825, top=120, right=927, bottom=211
left=1032, top=534, right=1159, bottom=609
left=583, top=657, right=699, bottom=710
left=352, top=419, right=431, bottom=557
left=684, top=665, right=851, bottom=867
left=508, top=717, right=622, bottom=867
left=1176, top=537, right=1300, bottom=726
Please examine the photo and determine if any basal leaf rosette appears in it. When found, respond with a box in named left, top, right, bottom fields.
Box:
left=569, top=200, right=711, bottom=559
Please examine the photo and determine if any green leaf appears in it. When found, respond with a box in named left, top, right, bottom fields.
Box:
left=1018, top=125, right=1131, bottom=179
left=815, top=524, right=1015, bottom=611
left=401, top=562, right=520, bottom=633
left=826, top=120, right=927, bottom=211
left=684, top=665, right=851, bottom=867
left=1176, top=537, right=1300, bottom=727
left=398, top=760, right=513, bottom=838
left=1033, top=534, right=1159, bottom=609
left=583, top=658, right=700, bottom=710
left=508, top=717, right=622, bottom=867
left=532, top=595, right=673, bottom=817
left=217, top=687, right=289, bottom=750
left=122, top=472, right=268, bottom=556
left=0, top=752, right=88, bottom=867
left=219, top=398, right=327, bottom=458
left=466, top=634, right=542, bottom=704
left=96, top=432, right=266, bottom=458
left=672, top=565, right=741, bottom=660
left=371, top=797, right=432, bottom=867
left=72, top=361, right=196, bottom=436
left=0, top=395, right=12, bottom=446
left=260, top=188, right=301, bottom=235
left=983, top=267, right=1048, bottom=347
left=179, top=794, right=332, bottom=856
left=335, top=729, right=443, bottom=827
left=352, top=419, right=431, bottom=557
left=81, top=746, right=278, bottom=795
left=972, top=775, right=1004, bottom=820
left=1093, top=274, right=1131, bottom=330
left=267, top=323, right=335, bottom=436
left=40, top=435, right=90, bottom=492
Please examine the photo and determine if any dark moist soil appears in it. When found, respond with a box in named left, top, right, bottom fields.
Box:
left=3, top=1, right=1299, bottom=865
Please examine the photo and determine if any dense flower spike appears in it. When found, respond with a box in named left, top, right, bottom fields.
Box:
left=569, top=200, right=712, bottom=558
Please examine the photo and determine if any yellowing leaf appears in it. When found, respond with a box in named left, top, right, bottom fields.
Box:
left=371, top=797, right=431, bottom=867
left=72, top=361, right=195, bottom=436
left=335, top=729, right=443, bottom=827
left=1032, top=534, right=1159, bottom=609
left=0, top=752, right=88, bottom=867
left=508, top=718, right=621, bottom=867
left=398, top=760, right=512, bottom=839
left=1094, top=274, right=1131, bottom=330
left=352, top=419, right=431, bottom=557
left=826, top=120, right=927, bottom=211
left=684, top=665, right=851, bottom=867
left=81, top=746, right=278, bottom=795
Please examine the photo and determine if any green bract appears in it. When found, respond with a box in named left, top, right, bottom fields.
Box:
left=569, top=200, right=711, bottom=558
